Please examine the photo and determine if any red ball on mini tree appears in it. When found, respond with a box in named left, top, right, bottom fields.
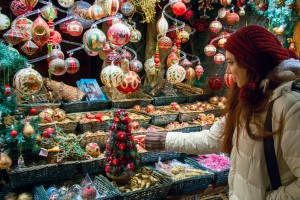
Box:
left=10, top=130, right=18, bottom=138
left=117, top=131, right=125, bottom=140
left=29, top=108, right=37, bottom=115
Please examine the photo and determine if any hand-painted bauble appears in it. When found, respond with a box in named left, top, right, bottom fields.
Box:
left=166, top=64, right=186, bottom=84
left=209, top=20, right=222, bottom=33
left=49, top=58, right=67, bottom=76
left=195, top=63, right=204, bottom=80
left=185, top=67, right=195, bottom=80
left=81, top=185, right=97, bottom=200
left=38, top=108, right=53, bottom=123
left=220, top=0, right=232, bottom=6
left=21, top=40, right=39, bottom=56
left=85, top=143, right=100, bottom=157
left=117, top=71, right=141, bottom=94
left=107, top=23, right=130, bottom=46
left=218, top=8, right=230, bottom=19
left=130, top=29, right=142, bottom=43
left=167, top=52, right=179, bottom=67
left=105, top=0, right=119, bottom=16
left=224, top=73, right=234, bottom=87
left=144, top=57, right=156, bottom=75
left=41, top=4, right=58, bottom=20
left=47, top=49, right=64, bottom=62
left=227, top=12, right=239, bottom=25
left=3, top=29, right=23, bottom=45
left=88, top=4, right=105, bottom=20
left=13, top=67, right=42, bottom=95
left=58, top=0, right=74, bottom=8
left=218, top=38, right=227, bottom=48
left=158, top=35, right=172, bottom=50
left=52, top=108, right=66, bottom=122
left=100, top=63, right=124, bottom=87
left=121, top=2, right=135, bottom=16
left=59, top=20, right=71, bottom=34
left=156, top=15, right=169, bottom=36
left=31, top=15, right=50, bottom=47
left=21, top=0, right=38, bottom=10
left=183, top=9, right=194, bottom=20
left=11, top=0, right=29, bottom=16
left=67, top=20, right=83, bottom=36
left=239, top=8, right=245, bottom=16
left=130, top=59, right=143, bottom=73
left=180, top=58, right=192, bottom=69
left=53, top=31, right=62, bottom=45
left=65, top=56, right=80, bottom=74
left=214, top=53, right=225, bottom=65
left=16, top=192, right=33, bottom=200
left=106, top=51, right=121, bottom=65
left=15, top=18, right=33, bottom=41
left=67, top=1, right=94, bottom=29
left=208, top=75, right=224, bottom=90
left=0, top=13, right=10, bottom=30
left=177, top=30, right=189, bottom=43
left=172, top=1, right=186, bottom=16
left=83, top=28, right=106, bottom=52
left=204, top=44, right=216, bottom=56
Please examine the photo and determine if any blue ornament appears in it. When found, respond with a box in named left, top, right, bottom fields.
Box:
left=46, top=187, right=58, bottom=197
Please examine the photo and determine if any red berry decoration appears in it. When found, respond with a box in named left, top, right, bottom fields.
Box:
left=114, top=117, right=120, bottom=123
left=118, top=143, right=126, bottom=150
left=117, top=131, right=126, bottom=140
left=208, top=75, right=224, bottom=90
left=127, top=163, right=135, bottom=171
left=29, top=108, right=37, bottom=115
left=172, top=1, right=187, bottom=16
left=10, top=130, right=18, bottom=138
left=183, top=9, right=194, bottom=20
left=112, top=158, right=119, bottom=165
left=122, top=116, right=130, bottom=124
left=105, top=165, right=111, bottom=173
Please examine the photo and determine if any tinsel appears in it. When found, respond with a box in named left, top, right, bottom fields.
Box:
left=250, top=0, right=299, bottom=46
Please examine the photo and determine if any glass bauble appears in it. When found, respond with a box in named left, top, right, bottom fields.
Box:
left=83, top=28, right=106, bottom=52
left=49, top=58, right=67, bottom=76
left=166, top=64, right=186, bottom=84
left=100, top=63, right=124, bottom=87
left=117, top=71, right=141, bottom=94
left=107, top=23, right=130, bottom=46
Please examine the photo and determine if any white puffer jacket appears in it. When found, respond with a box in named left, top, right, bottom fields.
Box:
left=165, top=80, right=300, bottom=200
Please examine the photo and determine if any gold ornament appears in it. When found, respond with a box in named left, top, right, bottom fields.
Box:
left=0, top=153, right=12, bottom=169
left=4, top=192, right=18, bottom=200
left=52, top=108, right=66, bottom=122
left=3, top=115, right=17, bottom=128
left=85, top=143, right=100, bottom=157
left=17, top=193, right=33, bottom=200
left=129, top=0, right=160, bottom=23
left=23, top=122, right=35, bottom=138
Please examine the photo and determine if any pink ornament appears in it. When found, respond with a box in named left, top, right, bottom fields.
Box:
left=65, top=56, right=80, bottom=74
left=11, top=0, right=29, bottom=16
left=180, top=58, right=192, bottom=69
left=167, top=52, right=179, bottom=67
left=209, top=20, right=222, bottom=33
left=224, top=73, right=234, bottom=87
left=31, top=15, right=50, bottom=47
left=15, top=17, right=33, bottom=42
left=214, top=53, right=225, bottom=65
left=117, top=71, right=141, bottom=94
left=185, top=67, right=195, bottom=80
left=195, top=63, right=204, bottom=80
left=59, top=20, right=71, bottom=34
left=172, top=1, right=187, bottom=16
left=67, top=20, right=83, bottom=36
left=204, top=44, right=216, bottom=56
left=107, top=23, right=130, bottom=46
left=158, top=36, right=172, bottom=50
left=208, top=75, right=224, bottom=90
left=52, top=31, right=62, bottom=45
left=227, top=12, right=239, bottom=25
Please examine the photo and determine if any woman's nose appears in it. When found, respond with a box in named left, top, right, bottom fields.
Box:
left=225, top=65, right=231, bottom=74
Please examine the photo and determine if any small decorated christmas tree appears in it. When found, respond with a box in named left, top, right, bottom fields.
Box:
left=105, top=109, right=140, bottom=178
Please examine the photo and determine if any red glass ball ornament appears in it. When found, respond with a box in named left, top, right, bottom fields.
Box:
left=118, top=143, right=126, bottom=150
left=127, top=163, right=135, bottom=171
left=208, top=75, right=224, bottom=90
left=183, top=9, right=193, bottom=20
left=227, top=12, right=240, bottom=25
left=237, top=0, right=244, bottom=7
left=261, top=4, right=268, bottom=11
left=116, top=71, right=141, bottom=94
left=10, top=130, right=18, bottom=138
left=11, top=0, right=29, bottom=16
left=29, top=108, right=37, bottom=115
left=112, top=158, right=119, bottom=165
left=59, top=20, right=71, bottom=34
left=172, top=1, right=187, bottom=16
left=117, top=131, right=126, bottom=140
left=123, top=116, right=131, bottom=124
left=213, top=53, right=225, bottom=65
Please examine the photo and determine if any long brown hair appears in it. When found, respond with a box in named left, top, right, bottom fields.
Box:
left=221, top=57, right=300, bottom=154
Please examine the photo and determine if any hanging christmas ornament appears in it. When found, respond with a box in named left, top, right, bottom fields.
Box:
left=185, top=67, right=195, bottom=80
left=177, top=30, right=190, bottom=43
left=13, top=67, right=43, bottom=95
left=23, top=122, right=35, bottom=138
left=5, top=85, right=11, bottom=96
left=208, top=75, right=224, bottom=90
left=204, top=44, right=216, bottom=56
left=195, top=62, right=204, bottom=80
left=88, top=3, right=105, bottom=20
left=156, top=15, right=169, bottom=36
left=209, top=20, right=222, bottom=33
left=65, top=56, right=80, bottom=74
left=21, top=0, right=38, bottom=10
left=41, top=4, right=58, bottom=20
left=130, top=29, right=142, bottom=43
left=105, top=0, right=119, bottom=16
left=117, top=71, right=141, bottom=94
left=59, top=20, right=71, bottom=34
left=167, top=52, right=179, bottom=67
left=158, top=35, right=172, bottom=50
left=227, top=12, right=239, bottom=26
left=107, top=23, right=130, bottom=46
left=31, top=15, right=50, bottom=47
left=3, top=29, right=23, bottom=45
left=0, top=153, right=12, bottom=169
left=58, top=0, right=74, bottom=8
left=107, top=51, right=121, bottom=65
left=11, top=0, right=29, bottom=16
left=124, top=51, right=131, bottom=60
left=120, top=58, right=130, bottom=72
left=67, top=1, right=94, bottom=29
left=214, top=53, right=225, bottom=65
left=194, top=20, right=209, bottom=33
left=49, top=58, right=67, bottom=76
left=53, top=30, right=62, bottom=45
left=10, top=130, right=18, bottom=138
left=218, top=7, right=230, bottom=19
left=180, top=58, right=192, bottom=69
left=39, top=108, right=54, bottom=123
left=130, top=59, right=143, bottom=73
left=166, top=64, right=186, bottom=84
left=172, top=0, right=187, bottom=16
left=83, top=28, right=106, bottom=52
left=220, top=0, right=232, bottom=7
left=183, top=9, right=194, bottom=20
left=121, top=2, right=135, bottom=16
left=100, top=63, right=124, bottom=87
left=224, top=73, right=234, bottom=87
left=21, top=40, right=39, bottom=56
left=29, top=108, right=37, bottom=115
left=14, top=17, right=33, bottom=41
left=67, top=20, right=83, bottom=37
left=218, top=38, right=227, bottom=48
left=0, top=10, right=10, bottom=30
left=144, top=57, right=156, bottom=75
left=238, top=7, right=245, bottom=16
left=47, top=49, right=64, bottom=62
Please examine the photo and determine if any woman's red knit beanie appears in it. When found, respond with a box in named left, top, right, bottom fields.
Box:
left=224, top=25, right=298, bottom=78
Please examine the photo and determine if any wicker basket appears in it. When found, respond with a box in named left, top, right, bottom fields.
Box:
left=17, top=103, right=61, bottom=114
left=94, top=175, right=123, bottom=200
left=61, top=99, right=112, bottom=113
left=81, top=158, right=105, bottom=175
left=39, top=118, right=79, bottom=133
left=79, top=118, right=113, bottom=132
left=80, top=131, right=109, bottom=147
left=141, top=151, right=182, bottom=164
left=0, top=183, right=14, bottom=199
left=128, top=112, right=151, bottom=127
left=131, top=109, right=179, bottom=126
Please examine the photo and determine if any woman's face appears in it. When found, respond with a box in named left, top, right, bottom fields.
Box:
left=225, top=51, right=249, bottom=88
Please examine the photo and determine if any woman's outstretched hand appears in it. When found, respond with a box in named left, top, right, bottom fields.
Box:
left=145, top=132, right=168, bottom=151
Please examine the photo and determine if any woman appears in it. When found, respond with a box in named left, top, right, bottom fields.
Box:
left=145, top=25, right=300, bottom=200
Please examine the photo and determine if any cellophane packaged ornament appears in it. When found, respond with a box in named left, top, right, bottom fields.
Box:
left=192, top=153, right=231, bottom=172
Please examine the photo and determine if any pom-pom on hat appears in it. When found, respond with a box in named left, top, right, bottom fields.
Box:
left=224, top=25, right=298, bottom=79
